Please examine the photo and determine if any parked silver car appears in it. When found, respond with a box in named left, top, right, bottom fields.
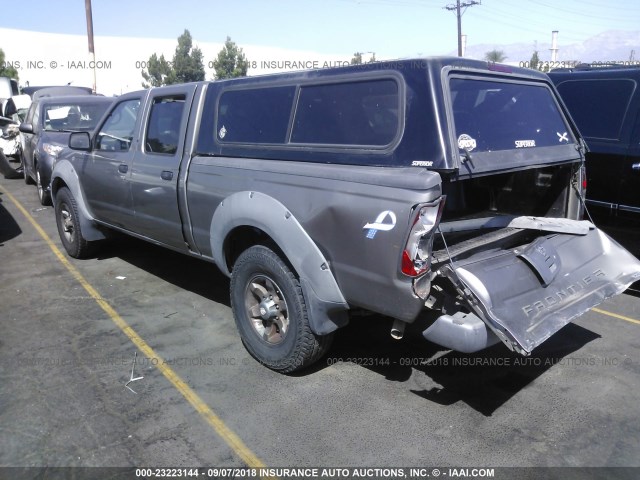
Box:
left=20, top=95, right=112, bottom=205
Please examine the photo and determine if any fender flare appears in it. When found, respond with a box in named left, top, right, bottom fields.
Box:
left=51, top=160, right=106, bottom=241
left=210, top=191, right=349, bottom=335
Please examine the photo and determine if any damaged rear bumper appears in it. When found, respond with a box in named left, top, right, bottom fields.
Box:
left=429, top=227, right=640, bottom=355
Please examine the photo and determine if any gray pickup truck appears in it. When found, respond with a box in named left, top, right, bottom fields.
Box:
left=51, top=57, right=640, bottom=373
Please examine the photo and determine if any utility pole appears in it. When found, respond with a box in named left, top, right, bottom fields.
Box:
left=550, top=30, right=559, bottom=63
left=85, top=0, right=96, bottom=93
left=445, top=0, right=481, bottom=57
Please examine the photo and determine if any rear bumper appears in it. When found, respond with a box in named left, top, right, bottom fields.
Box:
left=423, top=311, right=500, bottom=353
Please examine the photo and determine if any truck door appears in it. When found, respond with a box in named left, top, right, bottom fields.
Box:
left=554, top=78, right=634, bottom=213
left=618, top=109, right=640, bottom=215
left=81, top=96, right=142, bottom=228
left=128, top=85, right=196, bottom=250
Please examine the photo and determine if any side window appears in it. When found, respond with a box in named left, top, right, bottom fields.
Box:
left=145, top=95, right=186, bottom=154
left=216, top=86, right=295, bottom=144
left=291, top=79, right=399, bottom=146
left=96, top=98, right=141, bottom=151
left=556, top=79, right=635, bottom=140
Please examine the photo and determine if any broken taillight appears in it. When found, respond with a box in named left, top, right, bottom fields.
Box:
left=401, top=197, right=446, bottom=277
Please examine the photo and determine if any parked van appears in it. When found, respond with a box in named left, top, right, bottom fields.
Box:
left=549, top=65, right=640, bottom=218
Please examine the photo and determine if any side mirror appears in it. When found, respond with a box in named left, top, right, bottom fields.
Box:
left=2, top=98, right=17, bottom=118
left=69, top=131, right=92, bottom=151
left=19, top=123, right=34, bottom=134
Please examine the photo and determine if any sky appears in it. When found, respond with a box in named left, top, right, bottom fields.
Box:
left=1, top=0, right=639, bottom=94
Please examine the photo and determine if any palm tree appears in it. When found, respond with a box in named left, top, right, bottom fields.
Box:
left=484, top=49, right=507, bottom=63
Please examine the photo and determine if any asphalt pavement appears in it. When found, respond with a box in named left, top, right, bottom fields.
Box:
left=1, top=174, right=640, bottom=475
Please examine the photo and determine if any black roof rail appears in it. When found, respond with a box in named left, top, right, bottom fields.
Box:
left=551, top=62, right=640, bottom=72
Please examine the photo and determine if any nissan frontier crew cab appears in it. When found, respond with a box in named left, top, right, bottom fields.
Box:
left=51, top=57, right=640, bottom=373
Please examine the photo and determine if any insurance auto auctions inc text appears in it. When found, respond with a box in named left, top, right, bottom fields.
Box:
left=198, top=467, right=496, bottom=478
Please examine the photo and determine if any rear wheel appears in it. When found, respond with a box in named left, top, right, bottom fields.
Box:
left=55, top=187, right=94, bottom=258
left=230, top=245, right=332, bottom=373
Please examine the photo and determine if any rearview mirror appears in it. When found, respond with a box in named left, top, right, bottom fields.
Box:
left=69, top=131, right=91, bottom=151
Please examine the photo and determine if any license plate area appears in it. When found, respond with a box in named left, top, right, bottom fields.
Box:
left=515, top=236, right=560, bottom=287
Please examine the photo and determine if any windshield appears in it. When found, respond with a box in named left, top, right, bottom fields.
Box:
left=450, top=77, right=575, bottom=154
left=42, top=102, right=109, bottom=131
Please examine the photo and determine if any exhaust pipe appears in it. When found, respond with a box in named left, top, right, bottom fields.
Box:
left=390, top=319, right=406, bottom=340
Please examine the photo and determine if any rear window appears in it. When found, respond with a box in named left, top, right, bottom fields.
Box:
left=450, top=77, right=574, bottom=153
left=555, top=79, right=635, bottom=140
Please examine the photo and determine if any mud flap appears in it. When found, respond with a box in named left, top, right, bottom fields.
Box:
left=440, top=228, right=640, bottom=355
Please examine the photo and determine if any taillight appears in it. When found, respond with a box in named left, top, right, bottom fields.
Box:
left=400, top=197, right=446, bottom=277
left=581, top=165, right=587, bottom=192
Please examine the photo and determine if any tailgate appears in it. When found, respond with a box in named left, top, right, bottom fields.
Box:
left=441, top=228, right=640, bottom=355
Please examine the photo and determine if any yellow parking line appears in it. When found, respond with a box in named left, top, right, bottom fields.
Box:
left=1, top=186, right=267, bottom=469
left=592, top=307, right=640, bottom=326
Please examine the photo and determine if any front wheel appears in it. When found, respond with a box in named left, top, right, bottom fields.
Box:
left=230, top=245, right=333, bottom=373
left=54, top=187, right=94, bottom=258
left=24, top=158, right=34, bottom=185
left=36, top=165, right=52, bottom=206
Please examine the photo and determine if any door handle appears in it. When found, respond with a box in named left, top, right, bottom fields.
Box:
left=161, top=170, right=173, bottom=181
left=632, top=163, right=640, bottom=171
left=118, top=164, right=128, bottom=174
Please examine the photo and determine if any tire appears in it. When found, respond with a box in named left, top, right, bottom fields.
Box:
left=36, top=164, right=52, bottom=206
left=230, top=245, right=333, bottom=373
left=54, top=187, right=94, bottom=258
left=24, top=157, right=34, bottom=185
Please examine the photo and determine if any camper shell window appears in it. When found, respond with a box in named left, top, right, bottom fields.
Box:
left=216, top=86, right=296, bottom=144
left=291, top=79, right=399, bottom=146
left=213, top=77, right=400, bottom=148
left=450, top=77, right=575, bottom=153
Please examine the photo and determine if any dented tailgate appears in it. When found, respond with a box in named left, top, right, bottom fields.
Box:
left=442, top=228, right=640, bottom=355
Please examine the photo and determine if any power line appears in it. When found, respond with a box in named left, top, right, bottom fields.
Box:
left=444, top=0, right=481, bottom=56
